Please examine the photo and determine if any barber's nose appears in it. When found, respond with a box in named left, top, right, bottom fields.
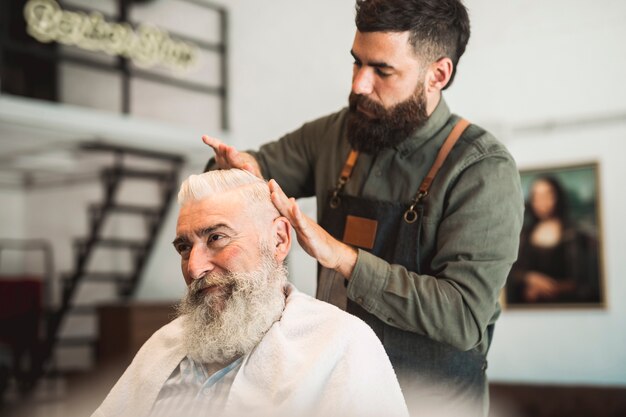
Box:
left=352, top=67, right=374, bottom=95
left=187, top=246, right=213, bottom=280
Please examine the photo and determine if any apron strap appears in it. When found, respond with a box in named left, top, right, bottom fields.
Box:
left=404, top=118, right=470, bottom=223
left=418, top=118, right=470, bottom=196
left=340, top=149, right=360, bottom=181
left=330, top=149, right=360, bottom=208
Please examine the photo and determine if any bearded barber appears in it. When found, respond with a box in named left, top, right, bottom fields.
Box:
left=204, top=0, right=523, bottom=413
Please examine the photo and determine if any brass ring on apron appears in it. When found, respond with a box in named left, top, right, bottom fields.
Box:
left=403, top=207, right=418, bottom=224
left=403, top=191, right=427, bottom=224
left=330, top=177, right=347, bottom=209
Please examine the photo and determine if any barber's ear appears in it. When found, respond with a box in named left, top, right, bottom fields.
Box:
left=426, top=57, right=453, bottom=92
left=272, top=217, right=291, bottom=263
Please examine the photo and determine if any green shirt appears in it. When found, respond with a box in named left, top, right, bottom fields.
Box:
left=249, top=98, right=523, bottom=355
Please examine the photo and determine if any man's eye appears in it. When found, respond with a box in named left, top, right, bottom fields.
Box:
left=375, top=68, right=391, bottom=77
left=207, top=234, right=225, bottom=244
left=175, top=244, right=190, bottom=255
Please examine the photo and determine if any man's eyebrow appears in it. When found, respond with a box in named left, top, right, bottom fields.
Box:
left=172, top=223, right=235, bottom=246
left=198, top=223, right=235, bottom=237
left=172, top=236, right=189, bottom=247
left=350, top=50, right=395, bottom=69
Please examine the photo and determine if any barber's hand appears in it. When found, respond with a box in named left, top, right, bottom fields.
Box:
left=202, top=135, right=262, bottom=178
left=269, top=179, right=357, bottom=279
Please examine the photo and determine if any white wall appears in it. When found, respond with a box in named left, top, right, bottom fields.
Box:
left=225, top=0, right=355, bottom=146
left=0, top=191, right=25, bottom=240
left=447, top=0, right=626, bottom=128
left=0, top=190, right=26, bottom=274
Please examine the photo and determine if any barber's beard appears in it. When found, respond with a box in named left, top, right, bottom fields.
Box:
left=177, top=252, right=288, bottom=365
left=347, top=82, right=428, bottom=154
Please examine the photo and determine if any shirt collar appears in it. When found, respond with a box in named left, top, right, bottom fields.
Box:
left=395, top=96, right=451, bottom=154
left=183, top=355, right=243, bottom=387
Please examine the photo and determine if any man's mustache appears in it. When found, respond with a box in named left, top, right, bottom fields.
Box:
left=188, top=273, right=236, bottom=300
left=349, top=93, right=386, bottom=119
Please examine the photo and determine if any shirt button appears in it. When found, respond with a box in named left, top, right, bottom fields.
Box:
left=356, top=297, right=364, bottom=304
left=376, top=170, right=382, bottom=177
left=387, top=317, right=394, bottom=323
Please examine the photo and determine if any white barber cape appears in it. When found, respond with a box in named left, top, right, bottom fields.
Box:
left=91, top=284, right=409, bottom=417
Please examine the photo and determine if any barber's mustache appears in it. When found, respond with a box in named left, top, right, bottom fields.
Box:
left=349, top=92, right=386, bottom=119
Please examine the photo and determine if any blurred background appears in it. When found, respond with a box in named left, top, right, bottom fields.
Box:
left=0, top=0, right=625, bottom=416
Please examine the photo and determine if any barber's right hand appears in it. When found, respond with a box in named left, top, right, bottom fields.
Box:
left=202, top=135, right=262, bottom=178
left=269, top=179, right=357, bottom=279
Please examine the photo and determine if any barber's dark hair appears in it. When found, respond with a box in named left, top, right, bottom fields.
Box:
left=355, top=0, right=470, bottom=89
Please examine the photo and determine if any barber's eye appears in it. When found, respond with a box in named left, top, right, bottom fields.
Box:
left=375, top=68, right=391, bottom=77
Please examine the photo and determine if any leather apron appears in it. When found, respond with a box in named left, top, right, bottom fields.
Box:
left=317, top=118, right=489, bottom=402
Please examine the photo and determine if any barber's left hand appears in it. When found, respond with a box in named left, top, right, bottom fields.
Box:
left=269, top=179, right=357, bottom=278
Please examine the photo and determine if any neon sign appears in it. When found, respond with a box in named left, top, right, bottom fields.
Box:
left=24, top=0, right=198, bottom=72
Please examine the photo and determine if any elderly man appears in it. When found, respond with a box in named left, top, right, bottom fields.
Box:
left=91, top=169, right=408, bottom=417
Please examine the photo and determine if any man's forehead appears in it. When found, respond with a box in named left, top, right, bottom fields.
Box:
left=177, top=193, right=244, bottom=230
left=352, top=30, right=415, bottom=60
left=184, top=189, right=243, bottom=210
left=353, top=30, right=411, bottom=48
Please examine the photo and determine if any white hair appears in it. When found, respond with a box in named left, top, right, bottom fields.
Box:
left=178, top=169, right=278, bottom=219
left=178, top=169, right=264, bottom=203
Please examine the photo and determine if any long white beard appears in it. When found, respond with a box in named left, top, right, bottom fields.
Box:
left=177, top=255, right=288, bottom=365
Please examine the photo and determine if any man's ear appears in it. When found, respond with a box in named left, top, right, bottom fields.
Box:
left=426, top=57, right=453, bottom=92
left=272, top=217, right=292, bottom=263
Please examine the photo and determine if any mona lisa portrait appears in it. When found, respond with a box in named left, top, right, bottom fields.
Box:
left=505, top=163, right=605, bottom=308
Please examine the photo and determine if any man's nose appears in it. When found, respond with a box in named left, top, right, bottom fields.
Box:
left=352, top=67, right=374, bottom=95
left=187, top=246, right=213, bottom=280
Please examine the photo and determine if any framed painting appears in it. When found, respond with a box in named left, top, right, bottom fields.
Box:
left=504, top=162, right=605, bottom=309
